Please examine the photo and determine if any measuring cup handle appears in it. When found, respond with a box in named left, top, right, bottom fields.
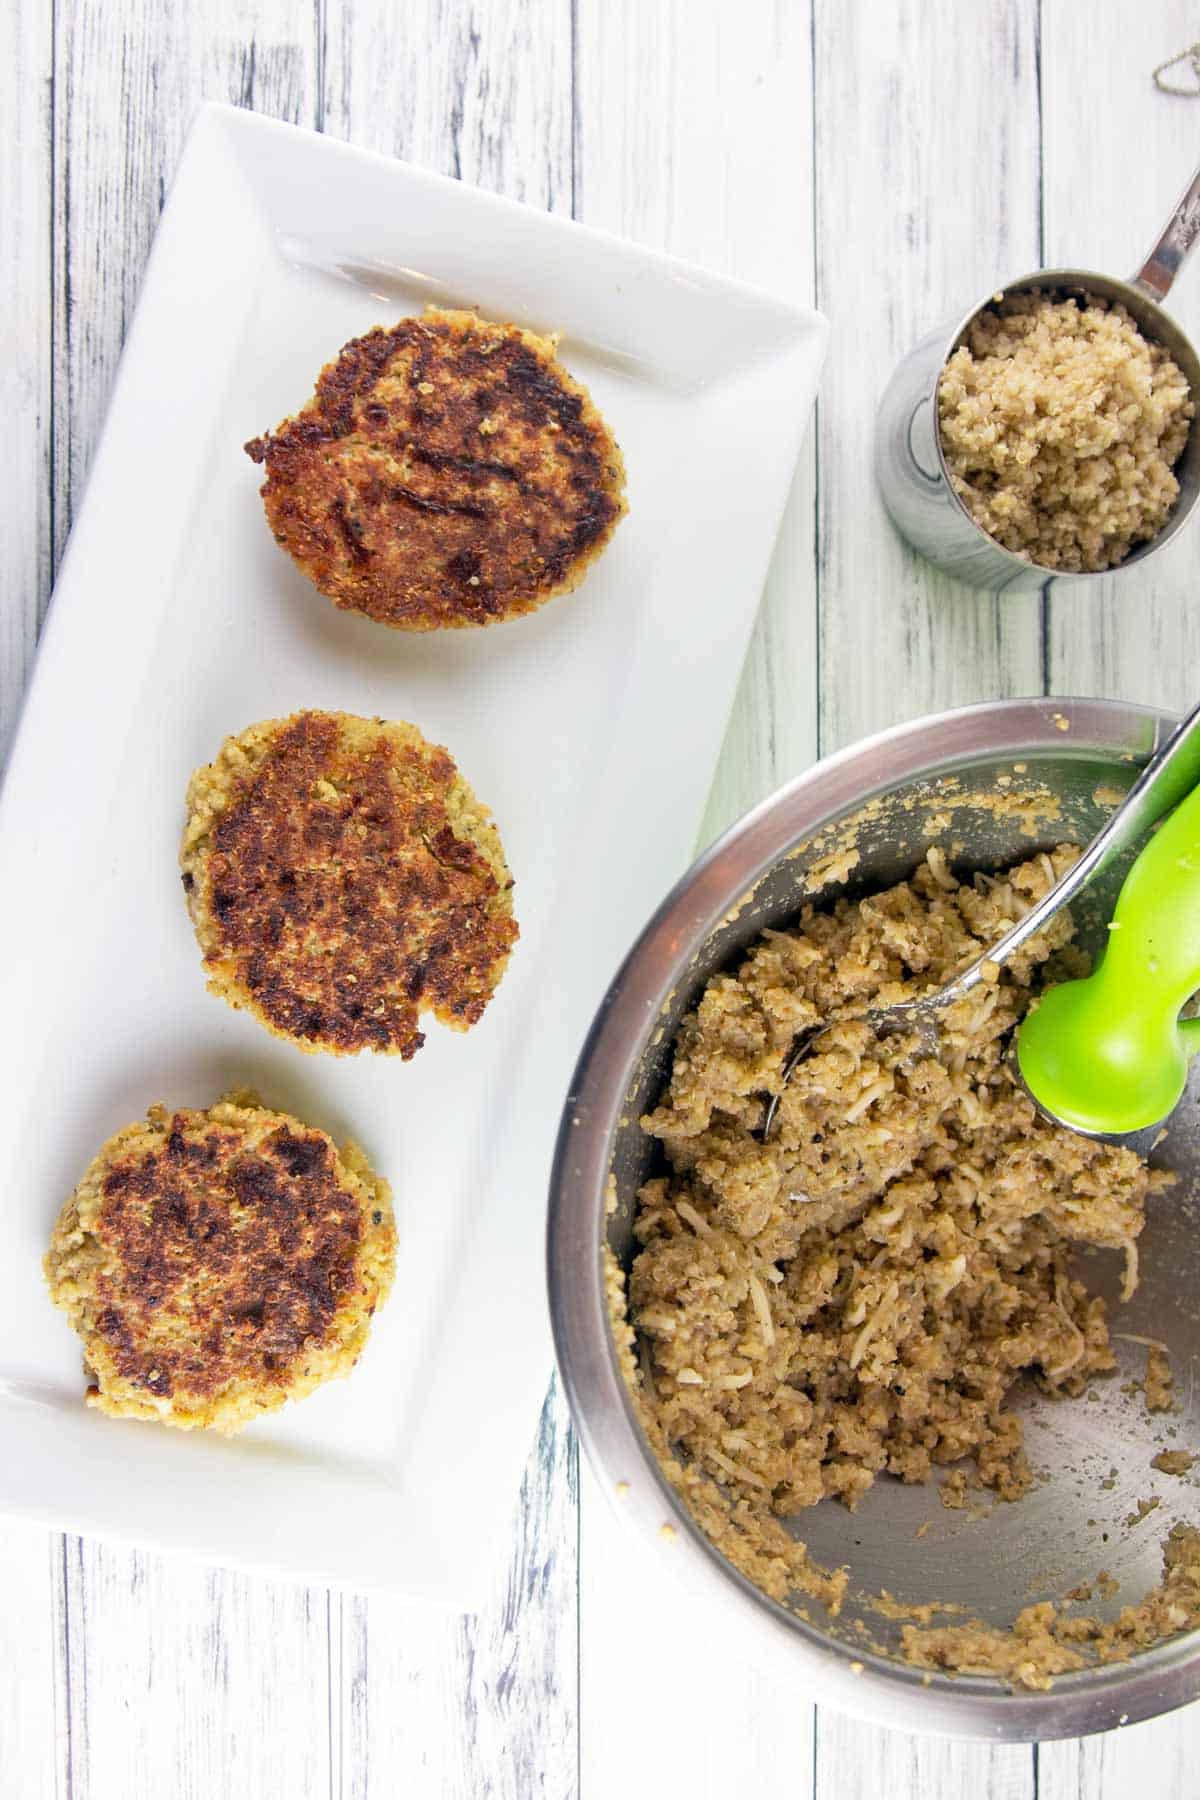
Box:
left=1131, top=161, right=1200, bottom=302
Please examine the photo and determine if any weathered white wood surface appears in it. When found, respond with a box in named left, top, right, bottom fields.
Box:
left=808, top=9, right=1039, bottom=1793
left=1036, top=3, right=1200, bottom=1788
left=0, top=0, right=51, bottom=766
left=813, top=0, right=1045, bottom=756
left=4, top=1, right=1200, bottom=1795
left=1040, top=0, right=1200, bottom=716
left=321, top=10, right=581, bottom=1794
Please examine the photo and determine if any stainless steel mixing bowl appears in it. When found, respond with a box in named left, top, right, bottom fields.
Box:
left=548, top=698, right=1200, bottom=1741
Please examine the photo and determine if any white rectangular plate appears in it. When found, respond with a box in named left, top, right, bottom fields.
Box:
left=0, top=104, right=825, bottom=1602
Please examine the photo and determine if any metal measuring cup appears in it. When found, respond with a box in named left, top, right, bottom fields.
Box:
left=875, top=164, right=1200, bottom=591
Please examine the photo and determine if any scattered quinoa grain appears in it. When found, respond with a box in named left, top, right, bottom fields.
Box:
left=1152, top=1450, right=1195, bottom=1477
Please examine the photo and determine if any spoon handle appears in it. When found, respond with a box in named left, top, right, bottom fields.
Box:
left=1100, top=782, right=1200, bottom=1021
left=1015, top=761, right=1200, bottom=1138
left=947, top=701, right=1200, bottom=1002
left=1131, top=160, right=1200, bottom=302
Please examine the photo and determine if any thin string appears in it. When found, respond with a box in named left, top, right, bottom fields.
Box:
left=1153, top=41, right=1200, bottom=94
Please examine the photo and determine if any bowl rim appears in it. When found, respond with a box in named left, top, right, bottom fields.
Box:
left=547, top=694, right=1200, bottom=1742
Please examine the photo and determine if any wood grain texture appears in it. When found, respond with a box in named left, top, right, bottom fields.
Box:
left=572, top=0, right=820, bottom=846
left=811, top=8, right=1043, bottom=1786
left=0, top=8, right=59, bottom=1779
left=0, top=0, right=52, bottom=760
left=0, top=1526, right=60, bottom=1800
left=1041, top=0, right=1200, bottom=714
left=52, top=0, right=318, bottom=556
left=579, top=1467, right=817, bottom=1800
left=58, top=1540, right=331, bottom=1800
left=1038, top=1704, right=1200, bottom=1800
left=319, top=6, right=579, bottom=1795
left=1038, top=8, right=1200, bottom=1775
left=6, top=3, right=1200, bottom=1797
left=338, top=1382, right=578, bottom=1800
left=573, top=4, right=817, bottom=1786
left=1035, top=29, right=1200, bottom=1800
left=813, top=0, right=1044, bottom=754
left=321, top=0, right=572, bottom=208
left=815, top=1712, right=1033, bottom=1800
left=47, top=9, right=331, bottom=1800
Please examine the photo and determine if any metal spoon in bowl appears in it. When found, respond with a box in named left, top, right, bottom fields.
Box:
left=759, top=699, right=1200, bottom=1157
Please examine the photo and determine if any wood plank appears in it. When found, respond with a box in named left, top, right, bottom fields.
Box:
left=319, top=0, right=573, bottom=194
left=58, top=1540, right=331, bottom=1800
left=1038, top=1706, right=1200, bottom=1800
left=574, top=0, right=821, bottom=845
left=1, top=0, right=52, bottom=759
left=1042, top=0, right=1200, bottom=716
left=320, top=7, right=579, bottom=1796
left=48, top=11, right=330, bottom=1799
left=1040, top=3, right=1200, bottom=1786
left=574, top=0, right=818, bottom=1788
left=0, top=1526, right=61, bottom=1800
left=1038, top=12, right=1200, bottom=1788
left=813, top=0, right=1044, bottom=754
left=585, top=1, right=1033, bottom=1793
left=816, top=1712, right=1033, bottom=1800
left=11, top=7, right=1197, bottom=1800
left=811, top=8, right=1041, bottom=1782
left=580, top=1467, right=817, bottom=1799
left=52, top=0, right=318, bottom=555
left=1, top=31, right=60, bottom=1790
left=337, top=1380, right=578, bottom=1800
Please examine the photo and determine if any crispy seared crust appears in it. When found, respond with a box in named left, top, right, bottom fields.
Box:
left=44, top=1094, right=396, bottom=1433
left=245, top=308, right=627, bottom=630
left=181, top=711, right=518, bottom=1058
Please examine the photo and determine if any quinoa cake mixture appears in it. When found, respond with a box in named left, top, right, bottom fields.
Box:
left=612, top=848, right=1200, bottom=1682
left=938, top=292, right=1193, bottom=572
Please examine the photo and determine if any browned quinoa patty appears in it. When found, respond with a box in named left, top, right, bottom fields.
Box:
left=44, top=1093, right=396, bottom=1433
left=244, top=307, right=627, bottom=630
left=182, top=711, right=518, bottom=1058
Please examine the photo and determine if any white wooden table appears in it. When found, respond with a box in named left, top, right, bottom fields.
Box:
left=5, top=2, right=1200, bottom=1793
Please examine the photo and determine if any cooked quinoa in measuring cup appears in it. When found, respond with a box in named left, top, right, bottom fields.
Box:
left=937, top=292, right=1193, bottom=572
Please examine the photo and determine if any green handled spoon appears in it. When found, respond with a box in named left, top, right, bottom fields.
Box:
left=1017, top=722, right=1200, bottom=1150
left=761, top=701, right=1200, bottom=1162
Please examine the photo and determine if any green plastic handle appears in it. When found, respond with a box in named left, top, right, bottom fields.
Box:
left=1017, top=784, right=1200, bottom=1136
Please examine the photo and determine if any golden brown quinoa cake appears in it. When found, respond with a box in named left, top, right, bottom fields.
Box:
left=44, top=1093, right=396, bottom=1433
left=182, top=710, right=518, bottom=1058
left=244, top=307, right=627, bottom=630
